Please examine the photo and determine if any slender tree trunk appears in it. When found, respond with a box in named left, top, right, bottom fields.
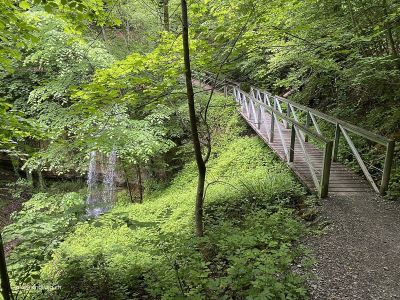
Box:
left=383, top=0, right=399, bottom=59
left=0, top=233, right=12, bottom=300
left=123, top=164, right=134, bottom=203
left=101, top=26, right=107, bottom=41
left=181, top=0, right=207, bottom=237
left=163, top=0, right=170, bottom=31
left=37, top=169, right=45, bottom=190
left=136, top=164, right=143, bottom=204
left=126, top=20, right=130, bottom=44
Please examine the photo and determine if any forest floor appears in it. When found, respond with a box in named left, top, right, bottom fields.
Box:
left=307, top=192, right=400, bottom=299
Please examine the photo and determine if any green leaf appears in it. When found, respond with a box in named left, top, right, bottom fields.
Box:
left=19, top=0, right=31, bottom=10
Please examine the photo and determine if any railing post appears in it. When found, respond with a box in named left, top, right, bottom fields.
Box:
left=332, top=123, right=340, bottom=162
left=270, top=98, right=276, bottom=142
left=305, top=112, right=311, bottom=142
left=320, top=141, right=333, bottom=198
left=286, top=103, right=291, bottom=128
left=380, top=140, right=395, bottom=195
left=284, top=103, right=290, bottom=129
left=248, top=98, right=253, bottom=119
left=289, top=125, right=296, bottom=162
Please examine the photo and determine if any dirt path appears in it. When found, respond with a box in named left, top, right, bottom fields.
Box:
left=307, top=192, right=400, bottom=299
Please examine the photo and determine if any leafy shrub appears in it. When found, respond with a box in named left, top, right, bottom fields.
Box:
left=2, top=192, right=85, bottom=291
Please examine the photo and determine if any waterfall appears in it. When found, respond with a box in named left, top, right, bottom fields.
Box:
left=102, top=150, right=117, bottom=208
left=86, top=151, right=102, bottom=217
left=86, top=150, right=117, bottom=217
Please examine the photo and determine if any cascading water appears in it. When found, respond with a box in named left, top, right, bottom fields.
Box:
left=102, top=150, right=117, bottom=208
left=86, top=151, right=102, bottom=217
left=86, top=150, right=117, bottom=217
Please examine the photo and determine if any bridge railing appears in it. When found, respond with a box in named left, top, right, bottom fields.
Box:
left=251, top=87, right=395, bottom=195
left=193, top=72, right=395, bottom=196
left=233, top=87, right=333, bottom=198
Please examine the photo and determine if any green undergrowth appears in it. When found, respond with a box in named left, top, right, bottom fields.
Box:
left=36, top=137, right=309, bottom=299
left=3, top=95, right=312, bottom=299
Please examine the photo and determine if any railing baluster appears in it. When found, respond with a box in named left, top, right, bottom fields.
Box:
left=275, top=115, right=289, bottom=160
left=309, top=113, right=322, bottom=135
left=251, top=98, right=257, bottom=121
left=305, top=112, right=310, bottom=142
left=287, top=103, right=291, bottom=123
left=290, top=104, right=305, bottom=141
left=294, top=126, right=320, bottom=189
left=257, top=104, right=262, bottom=129
left=270, top=98, right=277, bottom=142
left=275, top=98, right=288, bottom=128
left=265, top=92, right=271, bottom=106
left=340, top=125, right=380, bottom=193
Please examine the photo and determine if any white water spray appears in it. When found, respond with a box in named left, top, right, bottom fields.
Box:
left=86, top=150, right=117, bottom=217
left=102, top=150, right=117, bottom=207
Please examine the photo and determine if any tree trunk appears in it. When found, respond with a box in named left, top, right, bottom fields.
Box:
left=383, top=0, right=399, bottom=62
left=163, top=0, right=170, bottom=31
left=181, top=0, right=207, bottom=237
left=137, top=164, right=143, bottom=204
left=0, top=233, right=12, bottom=300
left=37, top=169, right=45, bottom=190
left=101, top=26, right=107, bottom=41
left=123, top=164, right=134, bottom=203
left=159, top=0, right=169, bottom=31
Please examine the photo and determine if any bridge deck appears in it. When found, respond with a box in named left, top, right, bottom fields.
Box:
left=240, top=110, right=372, bottom=194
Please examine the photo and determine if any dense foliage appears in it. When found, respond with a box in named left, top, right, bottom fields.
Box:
left=0, top=0, right=399, bottom=299
left=4, top=96, right=311, bottom=298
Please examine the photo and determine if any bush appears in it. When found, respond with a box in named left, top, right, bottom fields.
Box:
left=2, top=192, right=85, bottom=290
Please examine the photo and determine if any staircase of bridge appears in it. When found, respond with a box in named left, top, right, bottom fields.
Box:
left=197, top=73, right=395, bottom=198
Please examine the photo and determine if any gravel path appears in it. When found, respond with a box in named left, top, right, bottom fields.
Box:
left=307, top=192, right=400, bottom=299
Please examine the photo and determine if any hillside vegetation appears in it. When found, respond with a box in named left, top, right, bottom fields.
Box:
left=3, top=96, right=311, bottom=299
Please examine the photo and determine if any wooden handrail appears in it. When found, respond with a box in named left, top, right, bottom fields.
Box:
left=259, top=89, right=392, bottom=145
left=250, top=86, right=395, bottom=196
left=239, top=90, right=332, bottom=143
left=194, top=71, right=395, bottom=196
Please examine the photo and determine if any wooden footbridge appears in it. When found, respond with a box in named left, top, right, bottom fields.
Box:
left=197, top=73, right=395, bottom=198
